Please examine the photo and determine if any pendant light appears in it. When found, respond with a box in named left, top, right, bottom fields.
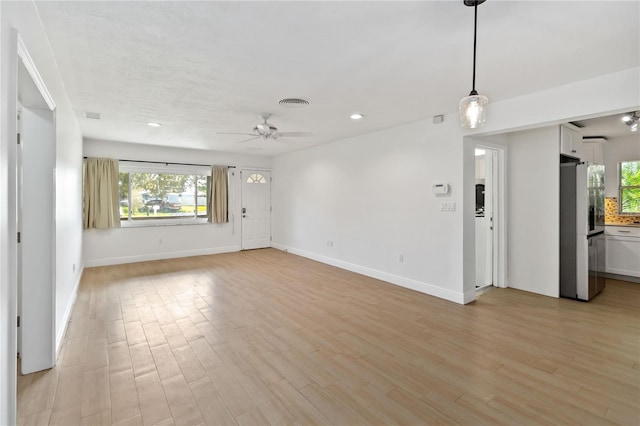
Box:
left=459, top=0, right=488, bottom=129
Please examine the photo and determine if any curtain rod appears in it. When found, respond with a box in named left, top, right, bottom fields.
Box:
left=83, top=157, right=236, bottom=168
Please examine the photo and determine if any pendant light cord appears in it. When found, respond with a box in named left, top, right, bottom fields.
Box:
left=472, top=1, right=478, bottom=93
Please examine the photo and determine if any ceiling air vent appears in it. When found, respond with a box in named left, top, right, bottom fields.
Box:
left=278, top=98, right=310, bottom=108
left=84, top=111, right=101, bottom=120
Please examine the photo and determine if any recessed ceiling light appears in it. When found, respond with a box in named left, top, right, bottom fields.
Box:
left=350, top=113, right=364, bottom=120
left=147, top=122, right=162, bottom=127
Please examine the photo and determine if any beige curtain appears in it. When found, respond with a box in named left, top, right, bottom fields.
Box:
left=208, top=166, right=229, bottom=223
left=83, top=158, right=120, bottom=229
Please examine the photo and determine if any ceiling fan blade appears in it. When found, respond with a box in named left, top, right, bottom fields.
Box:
left=217, top=132, right=257, bottom=136
left=237, top=136, right=261, bottom=144
left=275, top=137, right=296, bottom=145
left=276, top=131, right=313, bottom=138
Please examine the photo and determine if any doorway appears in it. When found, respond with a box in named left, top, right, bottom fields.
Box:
left=475, top=146, right=499, bottom=290
left=17, top=41, right=57, bottom=375
left=241, top=170, right=272, bottom=250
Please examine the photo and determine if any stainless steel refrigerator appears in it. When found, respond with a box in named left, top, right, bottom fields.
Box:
left=560, top=157, right=606, bottom=301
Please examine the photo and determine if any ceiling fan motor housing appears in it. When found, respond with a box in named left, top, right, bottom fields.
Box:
left=254, top=123, right=278, bottom=137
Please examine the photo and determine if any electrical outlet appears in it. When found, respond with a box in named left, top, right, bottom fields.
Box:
left=399, top=254, right=404, bottom=263
left=72, top=263, right=76, bottom=272
left=159, top=238, right=163, bottom=245
left=327, top=240, right=334, bottom=247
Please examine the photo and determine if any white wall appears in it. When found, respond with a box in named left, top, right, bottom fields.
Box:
left=273, top=68, right=639, bottom=307
left=1, top=2, right=83, bottom=425
left=506, top=126, right=560, bottom=297
left=603, top=135, right=640, bottom=198
left=273, top=117, right=468, bottom=303
left=83, top=139, right=272, bottom=266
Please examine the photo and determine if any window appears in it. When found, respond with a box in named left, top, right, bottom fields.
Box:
left=246, top=173, right=266, bottom=184
left=619, top=160, right=640, bottom=214
left=119, top=163, right=210, bottom=225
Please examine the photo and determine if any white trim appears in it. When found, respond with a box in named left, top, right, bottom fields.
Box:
left=85, top=245, right=240, bottom=267
left=120, top=218, right=209, bottom=228
left=605, top=266, right=640, bottom=278
left=55, top=264, right=83, bottom=357
left=16, top=36, right=55, bottom=111
left=272, top=244, right=467, bottom=305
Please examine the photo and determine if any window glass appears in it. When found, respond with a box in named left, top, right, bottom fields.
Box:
left=119, top=170, right=209, bottom=222
left=247, top=173, right=266, bottom=184
left=619, top=161, right=640, bottom=214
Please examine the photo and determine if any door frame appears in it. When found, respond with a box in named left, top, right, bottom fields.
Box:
left=239, top=168, right=272, bottom=250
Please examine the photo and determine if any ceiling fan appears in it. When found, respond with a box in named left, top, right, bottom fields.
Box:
left=217, top=113, right=313, bottom=144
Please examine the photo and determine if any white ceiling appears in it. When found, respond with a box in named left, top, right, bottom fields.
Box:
left=573, top=112, right=640, bottom=141
left=34, top=1, right=639, bottom=156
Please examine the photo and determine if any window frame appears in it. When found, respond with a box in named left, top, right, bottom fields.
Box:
left=119, top=162, right=211, bottom=227
left=618, top=160, right=640, bottom=215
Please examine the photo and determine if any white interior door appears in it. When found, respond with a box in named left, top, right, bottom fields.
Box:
left=17, top=110, right=22, bottom=358
left=18, top=60, right=56, bottom=375
left=241, top=170, right=271, bottom=250
left=475, top=147, right=499, bottom=289
left=484, top=149, right=496, bottom=286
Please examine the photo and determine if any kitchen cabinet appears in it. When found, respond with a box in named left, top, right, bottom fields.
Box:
left=560, top=124, right=583, bottom=159
left=605, top=226, right=640, bottom=277
left=582, top=142, right=604, bottom=165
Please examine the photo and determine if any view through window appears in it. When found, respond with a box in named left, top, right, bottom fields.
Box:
left=119, top=170, right=209, bottom=222
left=619, top=160, right=640, bottom=214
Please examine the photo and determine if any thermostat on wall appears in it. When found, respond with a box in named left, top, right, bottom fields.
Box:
left=432, top=183, right=450, bottom=195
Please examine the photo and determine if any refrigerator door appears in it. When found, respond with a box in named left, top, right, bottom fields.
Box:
left=577, top=232, right=606, bottom=301
left=576, top=236, right=589, bottom=300
left=560, top=162, right=578, bottom=298
left=595, top=233, right=606, bottom=295
left=576, top=164, right=589, bottom=236
left=589, top=165, right=606, bottom=234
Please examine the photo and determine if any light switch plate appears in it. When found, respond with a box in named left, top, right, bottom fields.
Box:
left=440, top=201, right=456, bottom=211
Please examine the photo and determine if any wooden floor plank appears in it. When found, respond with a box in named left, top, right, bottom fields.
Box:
left=16, top=249, right=640, bottom=425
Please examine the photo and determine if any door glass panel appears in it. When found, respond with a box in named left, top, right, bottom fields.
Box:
left=247, top=173, right=266, bottom=184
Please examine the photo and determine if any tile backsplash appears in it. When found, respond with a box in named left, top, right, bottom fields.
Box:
left=605, top=197, right=640, bottom=224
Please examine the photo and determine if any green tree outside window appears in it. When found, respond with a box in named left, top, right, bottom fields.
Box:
left=619, top=161, right=640, bottom=214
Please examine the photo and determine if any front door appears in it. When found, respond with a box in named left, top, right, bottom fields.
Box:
left=241, top=170, right=271, bottom=250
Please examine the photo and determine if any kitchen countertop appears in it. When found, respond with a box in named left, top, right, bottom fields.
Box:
left=605, top=223, right=640, bottom=228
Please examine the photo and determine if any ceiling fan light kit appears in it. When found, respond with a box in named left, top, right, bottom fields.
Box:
left=459, top=0, right=488, bottom=129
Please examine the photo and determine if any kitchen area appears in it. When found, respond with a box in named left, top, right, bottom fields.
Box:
left=560, top=112, right=640, bottom=301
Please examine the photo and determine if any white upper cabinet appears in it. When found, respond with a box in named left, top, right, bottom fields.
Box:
left=560, top=124, right=583, bottom=159
left=582, top=142, right=605, bottom=165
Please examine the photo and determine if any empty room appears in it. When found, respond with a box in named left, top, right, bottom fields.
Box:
left=1, top=1, right=639, bottom=425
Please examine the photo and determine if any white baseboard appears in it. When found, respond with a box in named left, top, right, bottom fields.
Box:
left=84, top=245, right=241, bottom=267
left=56, top=264, right=84, bottom=356
left=606, top=267, right=640, bottom=278
left=272, top=243, right=467, bottom=305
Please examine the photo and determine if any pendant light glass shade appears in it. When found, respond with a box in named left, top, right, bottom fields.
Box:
left=459, top=91, right=488, bottom=129
left=459, top=0, right=488, bottom=129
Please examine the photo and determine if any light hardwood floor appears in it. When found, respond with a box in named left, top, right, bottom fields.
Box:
left=17, top=249, right=640, bottom=425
